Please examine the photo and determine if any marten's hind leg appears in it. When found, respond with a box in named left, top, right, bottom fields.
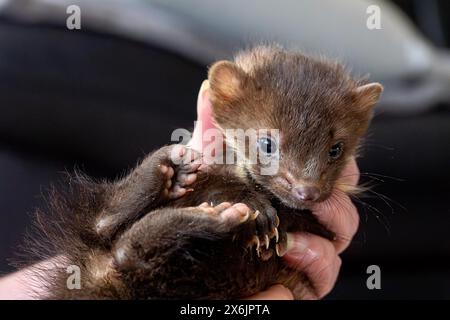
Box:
left=95, top=145, right=202, bottom=241
left=111, top=202, right=259, bottom=299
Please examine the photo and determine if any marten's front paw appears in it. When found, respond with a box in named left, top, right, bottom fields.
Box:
left=246, top=205, right=280, bottom=261
left=159, top=145, right=202, bottom=200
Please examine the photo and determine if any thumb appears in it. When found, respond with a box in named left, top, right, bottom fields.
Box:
left=187, top=80, right=215, bottom=151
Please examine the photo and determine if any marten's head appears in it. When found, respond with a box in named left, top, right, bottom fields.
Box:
left=208, top=45, right=382, bottom=209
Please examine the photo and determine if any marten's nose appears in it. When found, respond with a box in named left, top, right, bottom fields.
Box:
left=293, top=185, right=320, bottom=201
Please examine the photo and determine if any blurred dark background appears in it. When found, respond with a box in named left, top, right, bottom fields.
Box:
left=0, top=0, right=449, bottom=299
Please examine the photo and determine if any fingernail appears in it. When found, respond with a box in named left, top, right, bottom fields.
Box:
left=284, top=233, right=318, bottom=264
left=200, top=79, right=210, bottom=92
left=285, top=232, right=309, bottom=254
left=287, top=235, right=318, bottom=269
left=199, top=80, right=210, bottom=105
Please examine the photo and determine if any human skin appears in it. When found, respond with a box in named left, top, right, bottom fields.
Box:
left=0, top=81, right=359, bottom=300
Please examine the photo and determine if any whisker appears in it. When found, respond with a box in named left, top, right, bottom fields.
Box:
left=364, top=188, right=407, bottom=214
left=361, top=143, right=396, bottom=151
left=359, top=174, right=386, bottom=183
left=365, top=189, right=395, bottom=216
left=352, top=197, right=391, bottom=235
left=337, top=179, right=407, bottom=215
left=359, top=172, right=406, bottom=182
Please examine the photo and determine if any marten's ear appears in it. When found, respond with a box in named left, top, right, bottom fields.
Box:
left=208, top=61, right=248, bottom=103
left=354, top=83, right=383, bottom=111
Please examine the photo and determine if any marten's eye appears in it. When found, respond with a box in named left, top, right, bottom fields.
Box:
left=329, top=142, right=344, bottom=160
left=258, top=136, right=277, bottom=155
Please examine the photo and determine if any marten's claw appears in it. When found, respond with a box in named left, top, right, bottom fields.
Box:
left=264, top=235, right=270, bottom=249
left=248, top=235, right=260, bottom=252
left=248, top=234, right=273, bottom=260
left=248, top=235, right=273, bottom=260
left=270, top=227, right=279, bottom=243
left=275, top=244, right=282, bottom=257
left=240, top=204, right=280, bottom=260
left=250, top=210, right=260, bottom=220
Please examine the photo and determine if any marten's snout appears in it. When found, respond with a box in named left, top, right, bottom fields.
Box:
left=283, top=171, right=322, bottom=202
left=293, top=185, right=320, bottom=202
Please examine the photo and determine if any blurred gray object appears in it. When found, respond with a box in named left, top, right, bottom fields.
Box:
left=2, top=0, right=450, bottom=114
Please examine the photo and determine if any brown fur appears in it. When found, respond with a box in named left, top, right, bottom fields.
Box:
left=16, top=45, right=382, bottom=299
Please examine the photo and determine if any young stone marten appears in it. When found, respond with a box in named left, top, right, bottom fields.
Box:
left=19, top=45, right=382, bottom=299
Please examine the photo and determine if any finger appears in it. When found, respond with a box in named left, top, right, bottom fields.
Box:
left=311, top=158, right=360, bottom=253
left=187, top=80, right=215, bottom=152
left=312, top=194, right=359, bottom=253
left=282, top=233, right=341, bottom=299
left=244, top=284, right=294, bottom=300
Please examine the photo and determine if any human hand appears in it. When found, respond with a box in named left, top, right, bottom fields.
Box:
left=189, top=80, right=360, bottom=300
left=279, top=158, right=359, bottom=299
